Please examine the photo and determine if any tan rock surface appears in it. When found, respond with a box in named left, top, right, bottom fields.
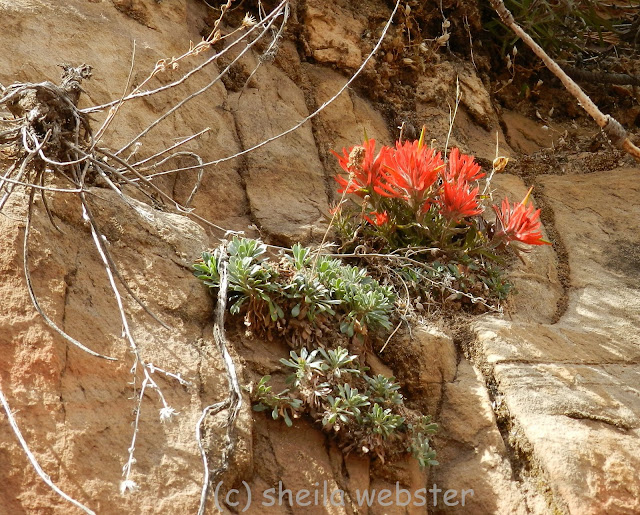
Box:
left=0, top=189, right=253, bottom=514
left=416, top=61, right=512, bottom=161
left=475, top=168, right=640, bottom=514
left=501, top=112, right=560, bottom=155
left=433, top=360, right=538, bottom=515
left=303, top=0, right=367, bottom=70
left=229, top=55, right=329, bottom=245
left=4, top=1, right=638, bottom=514
left=381, top=325, right=457, bottom=415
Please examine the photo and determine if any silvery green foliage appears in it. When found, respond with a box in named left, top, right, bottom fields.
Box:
left=250, top=347, right=438, bottom=469
left=194, top=237, right=395, bottom=337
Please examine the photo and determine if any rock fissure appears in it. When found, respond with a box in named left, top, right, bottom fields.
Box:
left=531, top=180, right=571, bottom=324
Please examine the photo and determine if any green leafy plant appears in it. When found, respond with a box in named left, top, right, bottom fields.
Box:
left=251, top=375, right=303, bottom=427
left=408, top=416, right=439, bottom=468
left=330, top=133, right=550, bottom=310
left=483, top=0, right=623, bottom=59
left=249, top=346, right=438, bottom=468
left=194, top=237, right=396, bottom=343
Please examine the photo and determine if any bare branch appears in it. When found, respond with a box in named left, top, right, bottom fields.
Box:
left=142, top=0, right=403, bottom=177
left=24, top=184, right=118, bottom=360
left=197, top=250, right=242, bottom=515
left=115, top=0, right=289, bottom=157
left=0, top=385, right=96, bottom=514
left=489, top=0, right=640, bottom=161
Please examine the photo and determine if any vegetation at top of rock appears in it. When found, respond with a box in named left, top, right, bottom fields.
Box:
left=248, top=346, right=438, bottom=468
left=483, top=0, right=637, bottom=59
left=330, top=131, right=549, bottom=309
left=193, top=237, right=396, bottom=344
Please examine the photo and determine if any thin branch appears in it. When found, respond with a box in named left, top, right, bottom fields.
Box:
left=234, top=2, right=290, bottom=108
left=444, top=77, right=461, bottom=158
left=489, top=0, right=640, bottom=161
left=23, top=185, right=117, bottom=360
left=92, top=39, right=137, bottom=145
left=130, top=128, right=210, bottom=169
left=129, top=0, right=403, bottom=177
left=115, top=1, right=289, bottom=156
left=0, top=385, right=96, bottom=515
left=135, top=151, right=204, bottom=208
left=197, top=250, right=242, bottom=515
left=379, top=268, right=411, bottom=353
left=39, top=171, right=62, bottom=233
left=81, top=195, right=170, bottom=329
left=80, top=195, right=180, bottom=488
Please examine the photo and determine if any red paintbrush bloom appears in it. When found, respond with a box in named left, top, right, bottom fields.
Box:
left=437, top=177, right=482, bottom=221
left=492, top=187, right=551, bottom=246
left=331, top=139, right=394, bottom=198
left=381, top=139, right=444, bottom=204
left=364, top=211, right=389, bottom=226
left=445, top=148, right=485, bottom=183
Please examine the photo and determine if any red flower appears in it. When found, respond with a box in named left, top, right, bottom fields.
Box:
left=380, top=139, right=443, bottom=204
left=331, top=139, right=394, bottom=198
left=364, top=211, right=389, bottom=226
left=445, top=148, right=485, bottom=183
left=437, top=178, right=482, bottom=221
left=329, top=204, right=341, bottom=216
left=492, top=187, right=551, bottom=246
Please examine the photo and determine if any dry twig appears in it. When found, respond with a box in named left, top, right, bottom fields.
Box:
left=196, top=249, right=242, bottom=515
left=490, top=0, right=640, bottom=161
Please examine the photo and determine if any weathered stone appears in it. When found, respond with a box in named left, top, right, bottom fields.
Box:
left=303, top=0, right=366, bottom=69
left=415, top=61, right=512, bottom=161
left=432, top=359, right=538, bottom=515
left=381, top=325, right=457, bottom=414
left=502, top=111, right=559, bottom=154
left=475, top=168, right=640, bottom=514
left=229, top=56, right=329, bottom=244
left=0, top=189, right=253, bottom=514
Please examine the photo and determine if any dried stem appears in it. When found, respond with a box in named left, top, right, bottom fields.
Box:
left=0, top=385, right=96, bottom=514
left=115, top=0, right=289, bottom=156
left=141, top=0, right=403, bottom=177
left=489, top=0, right=640, bottom=161
left=23, top=185, right=117, bottom=360
left=197, top=250, right=242, bottom=515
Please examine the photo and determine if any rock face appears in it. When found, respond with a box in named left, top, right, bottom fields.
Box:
left=1, top=0, right=639, bottom=514
left=475, top=168, right=640, bottom=514
left=0, top=189, right=253, bottom=514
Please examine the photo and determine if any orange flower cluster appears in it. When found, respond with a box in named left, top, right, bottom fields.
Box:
left=493, top=187, right=551, bottom=246
left=332, top=138, right=549, bottom=247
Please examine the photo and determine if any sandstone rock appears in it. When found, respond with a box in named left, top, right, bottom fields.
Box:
left=501, top=111, right=560, bottom=154
left=229, top=56, right=329, bottom=245
left=381, top=325, right=457, bottom=415
left=303, top=0, right=366, bottom=69
left=415, top=61, right=512, bottom=161
left=0, top=189, right=252, bottom=514
left=432, top=359, right=539, bottom=515
left=475, top=168, right=640, bottom=514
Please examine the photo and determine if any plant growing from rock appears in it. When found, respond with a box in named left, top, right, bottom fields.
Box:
left=0, top=1, right=306, bottom=512
left=248, top=346, right=439, bottom=468
left=194, top=237, right=395, bottom=344
left=330, top=131, right=551, bottom=310
left=0, top=0, right=412, bottom=511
